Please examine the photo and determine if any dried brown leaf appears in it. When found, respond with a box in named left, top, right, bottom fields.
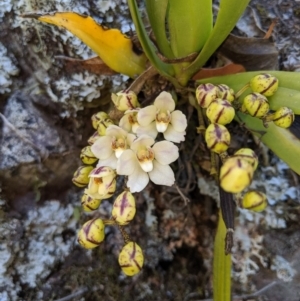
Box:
left=55, top=55, right=117, bottom=75
left=219, top=33, right=279, bottom=71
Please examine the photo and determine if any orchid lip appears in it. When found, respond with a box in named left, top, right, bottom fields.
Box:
left=115, top=148, right=125, bottom=158
left=139, top=160, right=154, bottom=172
left=156, top=122, right=168, bottom=133
left=131, top=123, right=139, bottom=133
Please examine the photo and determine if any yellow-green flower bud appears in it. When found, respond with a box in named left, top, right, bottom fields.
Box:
left=111, top=90, right=139, bottom=111
left=97, top=118, right=115, bottom=136
left=233, top=148, right=258, bottom=170
left=206, top=99, right=235, bottom=125
left=240, top=103, right=247, bottom=113
left=112, top=191, right=136, bottom=225
left=250, top=73, right=279, bottom=97
left=241, top=191, right=267, bottom=212
left=216, top=84, right=235, bottom=102
left=220, top=157, right=254, bottom=193
left=72, top=165, right=94, bottom=187
left=80, top=146, right=98, bottom=165
left=81, top=193, right=101, bottom=212
left=205, top=123, right=231, bottom=154
left=91, top=112, right=109, bottom=130
left=271, top=107, right=294, bottom=128
left=118, top=242, right=144, bottom=276
left=195, top=83, right=218, bottom=108
left=77, top=218, right=105, bottom=249
left=85, top=166, right=117, bottom=199
left=243, top=92, right=269, bottom=118
left=88, top=131, right=100, bottom=145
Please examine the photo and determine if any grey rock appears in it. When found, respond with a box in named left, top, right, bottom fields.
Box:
left=0, top=92, right=79, bottom=194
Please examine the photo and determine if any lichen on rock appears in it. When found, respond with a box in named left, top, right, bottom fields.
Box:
left=0, top=42, right=19, bottom=94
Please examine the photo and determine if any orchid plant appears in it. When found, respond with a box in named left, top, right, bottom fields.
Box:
left=26, top=1, right=300, bottom=300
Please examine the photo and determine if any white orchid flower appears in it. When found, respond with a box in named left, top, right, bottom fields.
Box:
left=117, top=135, right=179, bottom=192
left=119, top=109, right=140, bottom=134
left=91, top=125, right=136, bottom=169
left=136, top=91, right=187, bottom=143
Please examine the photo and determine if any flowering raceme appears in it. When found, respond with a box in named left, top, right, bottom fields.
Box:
left=117, top=135, right=179, bottom=192
left=74, top=89, right=188, bottom=275
left=136, top=92, right=187, bottom=143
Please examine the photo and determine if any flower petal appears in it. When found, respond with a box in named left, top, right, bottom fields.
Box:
left=171, top=110, right=187, bottom=132
left=117, top=149, right=137, bottom=175
left=148, top=160, right=175, bottom=186
left=119, top=109, right=139, bottom=133
left=127, top=165, right=149, bottom=192
left=163, top=125, right=186, bottom=143
left=137, top=105, right=156, bottom=126
left=91, top=136, right=113, bottom=159
left=130, top=135, right=155, bottom=152
left=154, top=92, right=175, bottom=112
left=152, top=141, right=179, bottom=165
left=136, top=122, right=158, bottom=139
left=119, top=114, right=131, bottom=132
left=97, top=153, right=118, bottom=169
left=106, top=124, right=128, bottom=138
left=127, top=133, right=137, bottom=146
left=90, top=166, right=115, bottom=178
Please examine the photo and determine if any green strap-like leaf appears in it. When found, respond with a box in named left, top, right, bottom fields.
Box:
left=145, top=0, right=174, bottom=59
left=237, top=113, right=300, bottom=175
left=184, top=0, right=250, bottom=79
left=167, top=0, right=212, bottom=58
left=268, top=87, right=300, bottom=114
left=213, top=210, right=231, bottom=301
left=127, top=0, right=175, bottom=79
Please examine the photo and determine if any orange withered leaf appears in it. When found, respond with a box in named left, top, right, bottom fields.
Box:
left=26, top=12, right=147, bottom=78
